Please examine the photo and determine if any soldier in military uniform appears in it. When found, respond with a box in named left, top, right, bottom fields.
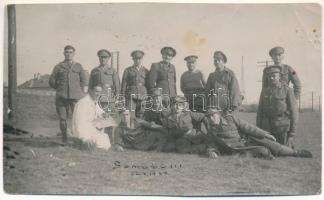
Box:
left=89, top=49, right=120, bottom=99
left=257, top=66, right=298, bottom=148
left=205, top=107, right=312, bottom=159
left=112, top=109, right=167, bottom=152
left=143, top=88, right=171, bottom=126
left=180, top=55, right=206, bottom=112
left=262, top=46, right=301, bottom=99
left=147, top=47, right=177, bottom=105
left=121, top=50, right=149, bottom=118
left=162, top=96, right=207, bottom=154
left=206, top=51, right=241, bottom=113
left=49, top=45, right=88, bottom=143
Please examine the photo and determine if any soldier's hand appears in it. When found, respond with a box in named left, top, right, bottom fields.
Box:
left=207, top=150, right=218, bottom=159
left=112, top=144, right=124, bottom=152
left=265, top=134, right=276, bottom=141
left=286, top=137, right=295, bottom=149
left=83, top=86, right=88, bottom=93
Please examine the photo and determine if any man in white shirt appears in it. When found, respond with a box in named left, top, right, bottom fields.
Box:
left=72, top=85, right=117, bottom=150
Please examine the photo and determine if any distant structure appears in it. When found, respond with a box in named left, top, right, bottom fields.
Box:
left=19, top=73, right=52, bottom=89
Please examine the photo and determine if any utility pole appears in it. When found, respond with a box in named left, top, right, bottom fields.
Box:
left=311, top=91, right=314, bottom=111
left=319, top=95, right=321, bottom=112
left=8, top=5, right=17, bottom=123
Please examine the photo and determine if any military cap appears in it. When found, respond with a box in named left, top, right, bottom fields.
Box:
left=97, top=49, right=111, bottom=57
left=150, top=88, right=162, bottom=97
left=269, top=46, right=284, bottom=56
left=265, top=66, right=281, bottom=74
left=174, top=96, right=187, bottom=103
left=161, top=46, right=176, bottom=57
left=64, top=45, right=75, bottom=52
left=213, top=51, right=227, bottom=63
left=131, top=50, right=145, bottom=59
left=184, top=55, right=198, bottom=62
left=205, top=106, right=222, bottom=116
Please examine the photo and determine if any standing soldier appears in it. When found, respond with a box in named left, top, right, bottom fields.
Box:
left=89, top=49, right=120, bottom=100
left=206, top=51, right=241, bottom=112
left=262, top=46, right=301, bottom=99
left=121, top=50, right=149, bottom=118
left=147, top=46, right=177, bottom=105
left=49, top=45, right=88, bottom=143
left=180, top=55, right=206, bottom=112
left=257, top=66, right=298, bottom=148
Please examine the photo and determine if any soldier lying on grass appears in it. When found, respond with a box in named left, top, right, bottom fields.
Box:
left=204, top=107, right=312, bottom=159
left=112, top=109, right=167, bottom=152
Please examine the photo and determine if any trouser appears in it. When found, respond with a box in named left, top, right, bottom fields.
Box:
left=55, top=96, right=78, bottom=142
left=163, top=130, right=206, bottom=154
left=185, top=93, right=206, bottom=113
left=126, top=98, right=145, bottom=119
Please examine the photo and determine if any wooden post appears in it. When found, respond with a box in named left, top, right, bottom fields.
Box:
left=8, top=5, right=17, bottom=123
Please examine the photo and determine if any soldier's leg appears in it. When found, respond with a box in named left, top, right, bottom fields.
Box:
left=55, top=96, right=68, bottom=142
left=67, top=99, right=78, bottom=136
left=175, top=137, right=192, bottom=154
left=162, top=134, right=176, bottom=152
left=135, top=99, right=145, bottom=119
left=248, top=137, right=311, bottom=157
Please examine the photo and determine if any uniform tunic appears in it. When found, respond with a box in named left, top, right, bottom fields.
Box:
left=89, top=65, right=120, bottom=96
left=262, top=64, right=301, bottom=99
left=147, top=61, right=177, bottom=98
left=113, top=119, right=166, bottom=151
left=256, top=83, right=298, bottom=144
left=163, top=111, right=207, bottom=153
left=121, top=65, right=149, bottom=117
left=206, top=67, right=241, bottom=111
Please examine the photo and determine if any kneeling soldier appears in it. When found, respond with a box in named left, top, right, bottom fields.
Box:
left=163, top=96, right=207, bottom=154
left=205, top=108, right=312, bottom=159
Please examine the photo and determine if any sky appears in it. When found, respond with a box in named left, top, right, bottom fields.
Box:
left=2, top=3, right=322, bottom=103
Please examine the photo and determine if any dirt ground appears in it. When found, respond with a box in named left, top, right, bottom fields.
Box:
left=2, top=93, right=322, bottom=195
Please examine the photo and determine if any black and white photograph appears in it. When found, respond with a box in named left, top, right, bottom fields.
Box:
left=2, top=0, right=322, bottom=198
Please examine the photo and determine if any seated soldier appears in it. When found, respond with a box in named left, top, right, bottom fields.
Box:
left=162, top=96, right=207, bottom=154
left=112, top=109, right=167, bottom=152
left=71, top=85, right=117, bottom=150
left=143, top=87, right=171, bottom=126
left=204, top=107, right=312, bottom=159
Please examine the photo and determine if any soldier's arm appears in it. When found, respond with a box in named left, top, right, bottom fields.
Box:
left=200, top=71, right=207, bottom=88
left=287, top=88, right=298, bottom=135
left=113, top=69, right=120, bottom=96
left=287, top=65, right=301, bottom=99
left=121, top=68, right=128, bottom=96
left=180, top=74, right=185, bottom=94
left=229, top=72, right=241, bottom=109
left=49, top=65, right=59, bottom=89
left=233, top=116, right=272, bottom=139
left=79, top=65, right=89, bottom=91
left=147, top=64, right=157, bottom=92
left=261, top=68, right=267, bottom=89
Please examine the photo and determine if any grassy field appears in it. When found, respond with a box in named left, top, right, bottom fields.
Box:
left=3, top=93, right=322, bottom=195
